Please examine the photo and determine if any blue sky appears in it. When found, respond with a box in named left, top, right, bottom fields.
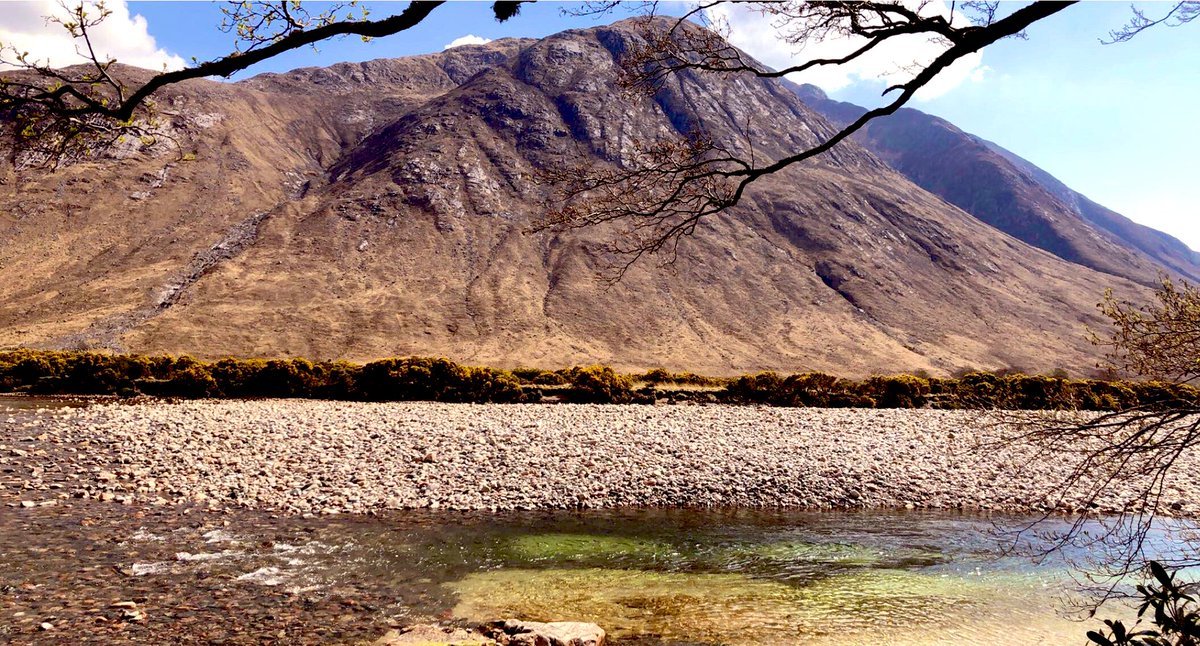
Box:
left=833, top=2, right=1200, bottom=252
left=39, top=2, right=1200, bottom=250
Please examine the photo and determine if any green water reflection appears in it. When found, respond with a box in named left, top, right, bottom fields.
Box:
left=284, top=509, right=1116, bottom=645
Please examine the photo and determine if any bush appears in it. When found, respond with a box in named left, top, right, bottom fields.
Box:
left=776, top=373, right=844, bottom=407
left=725, top=371, right=784, bottom=404
left=312, top=361, right=360, bottom=400
left=27, top=352, right=155, bottom=395
left=4, top=349, right=1198, bottom=412
left=356, top=356, right=522, bottom=403
left=723, top=372, right=871, bottom=407
left=137, top=365, right=218, bottom=398
left=511, top=367, right=568, bottom=386
left=1133, top=381, right=1200, bottom=410
left=864, top=375, right=930, bottom=408
left=534, top=371, right=569, bottom=386
left=1088, top=561, right=1199, bottom=646
left=635, top=368, right=725, bottom=387
left=951, top=371, right=1006, bottom=408
left=1004, top=374, right=1074, bottom=410
left=1071, top=379, right=1137, bottom=411
left=207, top=358, right=326, bottom=398
left=460, top=366, right=525, bottom=403
left=561, top=365, right=635, bottom=404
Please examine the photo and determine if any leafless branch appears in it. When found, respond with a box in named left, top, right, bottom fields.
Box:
left=540, top=1, right=1076, bottom=264
left=995, top=406, right=1200, bottom=599
left=1105, top=1, right=1200, bottom=44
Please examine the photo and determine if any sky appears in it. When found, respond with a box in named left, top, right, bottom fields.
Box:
left=3, top=1, right=1197, bottom=250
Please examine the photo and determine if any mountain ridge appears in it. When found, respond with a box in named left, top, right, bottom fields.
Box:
left=791, top=82, right=1199, bottom=286
left=0, top=18, right=1155, bottom=376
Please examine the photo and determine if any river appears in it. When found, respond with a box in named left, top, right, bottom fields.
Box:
left=0, top=395, right=1162, bottom=644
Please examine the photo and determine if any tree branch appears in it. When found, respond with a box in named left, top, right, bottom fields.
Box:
left=542, top=1, right=1076, bottom=266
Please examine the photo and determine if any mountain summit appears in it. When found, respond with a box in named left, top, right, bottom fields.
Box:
left=0, top=19, right=1157, bottom=375
left=792, top=82, right=1200, bottom=286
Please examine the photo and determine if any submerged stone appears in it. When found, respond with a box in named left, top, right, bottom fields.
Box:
left=446, top=567, right=1092, bottom=645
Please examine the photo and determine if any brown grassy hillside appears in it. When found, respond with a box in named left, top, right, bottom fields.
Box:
left=0, top=19, right=1151, bottom=376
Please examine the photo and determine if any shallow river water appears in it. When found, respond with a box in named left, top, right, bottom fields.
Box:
left=194, top=510, right=1127, bottom=644
left=0, top=395, right=1159, bottom=644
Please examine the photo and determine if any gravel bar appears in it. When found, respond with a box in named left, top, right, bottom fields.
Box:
left=5, top=400, right=1199, bottom=516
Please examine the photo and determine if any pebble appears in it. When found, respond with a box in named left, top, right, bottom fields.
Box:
left=6, top=400, right=1200, bottom=517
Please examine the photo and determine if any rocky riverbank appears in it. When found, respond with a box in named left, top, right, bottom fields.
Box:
left=6, top=399, right=1199, bottom=517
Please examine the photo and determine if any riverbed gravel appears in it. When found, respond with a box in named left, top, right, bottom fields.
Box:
left=4, top=400, right=1199, bottom=516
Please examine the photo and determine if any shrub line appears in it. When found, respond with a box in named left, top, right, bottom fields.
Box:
left=1, top=349, right=1192, bottom=410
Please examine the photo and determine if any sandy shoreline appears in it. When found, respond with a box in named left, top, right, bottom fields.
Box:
left=5, top=400, right=1200, bottom=516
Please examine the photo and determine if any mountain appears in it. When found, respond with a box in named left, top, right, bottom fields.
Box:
left=791, top=83, right=1200, bottom=286
left=0, top=18, right=1154, bottom=376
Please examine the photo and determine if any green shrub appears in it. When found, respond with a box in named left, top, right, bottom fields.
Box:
left=28, top=352, right=153, bottom=395
left=312, top=361, right=360, bottom=400
left=137, top=365, right=218, bottom=398
left=0, top=349, right=66, bottom=389
left=356, top=356, right=522, bottom=403
left=1133, top=381, right=1200, bottom=410
left=460, top=366, right=525, bottom=403
left=207, top=358, right=325, bottom=398
left=1070, top=379, right=1137, bottom=411
left=561, top=365, right=635, bottom=404
left=725, top=371, right=784, bottom=404
left=635, top=368, right=725, bottom=387
left=511, top=367, right=569, bottom=386
left=638, top=368, right=673, bottom=384
left=827, top=392, right=877, bottom=408
left=776, top=372, right=843, bottom=407
left=864, top=375, right=930, bottom=408
left=511, top=367, right=542, bottom=383
left=534, top=372, right=568, bottom=386
left=4, top=349, right=1197, bottom=412
left=951, top=371, right=1006, bottom=408
left=1004, top=374, right=1074, bottom=410
left=511, top=367, right=568, bottom=386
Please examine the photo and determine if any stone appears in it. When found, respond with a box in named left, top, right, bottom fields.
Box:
left=122, top=608, right=147, bottom=623
left=492, top=620, right=606, bottom=646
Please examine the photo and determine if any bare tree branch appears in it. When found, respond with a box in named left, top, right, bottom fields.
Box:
left=992, top=278, right=1200, bottom=599
left=1105, top=1, right=1200, bottom=44
left=540, top=1, right=1076, bottom=264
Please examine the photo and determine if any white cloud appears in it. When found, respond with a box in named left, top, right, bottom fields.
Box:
left=705, top=2, right=988, bottom=101
left=443, top=34, right=493, bottom=50
left=0, top=0, right=184, bottom=71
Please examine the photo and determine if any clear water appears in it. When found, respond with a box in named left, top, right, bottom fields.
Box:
left=0, top=393, right=94, bottom=411
left=129, top=508, right=1126, bottom=645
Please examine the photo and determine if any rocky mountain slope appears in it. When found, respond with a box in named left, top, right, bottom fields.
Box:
left=0, top=19, right=1158, bottom=375
left=792, top=83, right=1200, bottom=286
